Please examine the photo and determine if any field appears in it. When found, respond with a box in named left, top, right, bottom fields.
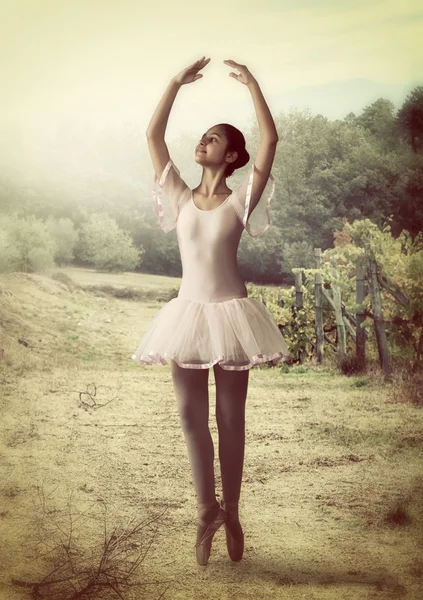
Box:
left=0, top=267, right=422, bottom=600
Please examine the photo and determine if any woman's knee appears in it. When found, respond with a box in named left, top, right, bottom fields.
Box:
left=216, top=402, right=246, bottom=432
left=214, top=367, right=248, bottom=430
left=171, top=360, right=210, bottom=432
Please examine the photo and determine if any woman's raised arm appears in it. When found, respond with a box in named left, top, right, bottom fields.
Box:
left=223, top=59, right=278, bottom=218
left=146, top=57, right=211, bottom=180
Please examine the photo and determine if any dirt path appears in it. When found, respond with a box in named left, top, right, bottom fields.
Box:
left=1, top=272, right=422, bottom=599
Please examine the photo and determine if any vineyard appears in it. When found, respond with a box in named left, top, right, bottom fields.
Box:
left=247, top=218, right=423, bottom=380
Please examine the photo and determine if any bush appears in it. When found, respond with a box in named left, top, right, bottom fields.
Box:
left=75, top=213, right=143, bottom=272
left=0, top=214, right=55, bottom=273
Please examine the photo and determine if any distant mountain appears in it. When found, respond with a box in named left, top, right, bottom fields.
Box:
left=268, top=78, right=420, bottom=120
left=167, top=78, right=420, bottom=141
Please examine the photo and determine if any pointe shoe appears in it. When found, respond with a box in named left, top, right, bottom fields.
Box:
left=221, top=499, right=244, bottom=562
left=195, top=501, right=226, bottom=566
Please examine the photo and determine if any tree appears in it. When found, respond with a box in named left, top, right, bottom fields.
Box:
left=356, top=98, right=398, bottom=153
left=75, top=213, right=143, bottom=271
left=0, top=214, right=55, bottom=274
left=397, top=86, right=423, bottom=153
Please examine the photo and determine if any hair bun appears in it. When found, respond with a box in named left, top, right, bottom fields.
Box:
left=240, top=149, right=250, bottom=167
left=214, top=122, right=249, bottom=177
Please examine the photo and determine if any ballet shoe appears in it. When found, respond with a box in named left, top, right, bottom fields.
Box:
left=220, top=499, right=244, bottom=562
left=195, top=501, right=226, bottom=566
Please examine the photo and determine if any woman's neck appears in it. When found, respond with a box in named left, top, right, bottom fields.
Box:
left=196, top=169, right=231, bottom=197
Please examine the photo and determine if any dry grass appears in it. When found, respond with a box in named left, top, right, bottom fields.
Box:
left=10, top=482, right=170, bottom=599
left=0, top=267, right=422, bottom=600
left=387, top=369, right=423, bottom=407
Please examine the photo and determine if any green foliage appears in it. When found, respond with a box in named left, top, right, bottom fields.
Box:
left=397, top=85, right=423, bottom=152
left=245, top=281, right=327, bottom=364
left=0, top=214, right=56, bottom=273
left=282, top=240, right=315, bottom=271
left=1, top=85, right=422, bottom=282
left=238, top=227, right=287, bottom=283
left=288, top=365, right=309, bottom=375
left=355, top=98, right=399, bottom=153
left=75, top=213, right=143, bottom=272
left=247, top=216, right=423, bottom=368
left=332, top=217, right=423, bottom=317
left=329, top=218, right=423, bottom=367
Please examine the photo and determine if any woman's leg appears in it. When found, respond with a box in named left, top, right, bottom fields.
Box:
left=170, top=359, right=216, bottom=505
left=213, top=364, right=249, bottom=503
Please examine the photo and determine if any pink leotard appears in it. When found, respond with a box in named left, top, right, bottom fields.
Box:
left=153, top=158, right=275, bottom=303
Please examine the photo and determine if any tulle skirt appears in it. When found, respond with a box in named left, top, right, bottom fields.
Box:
left=131, top=296, right=292, bottom=370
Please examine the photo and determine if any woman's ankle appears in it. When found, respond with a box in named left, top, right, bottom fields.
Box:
left=197, top=500, right=219, bottom=523
left=222, top=499, right=239, bottom=519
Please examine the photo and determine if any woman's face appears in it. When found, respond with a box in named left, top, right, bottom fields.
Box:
left=195, top=126, right=228, bottom=163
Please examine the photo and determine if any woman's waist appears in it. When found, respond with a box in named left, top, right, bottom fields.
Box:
left=178, top=279, right=248, bottom=303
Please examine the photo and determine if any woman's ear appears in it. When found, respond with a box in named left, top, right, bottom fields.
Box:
left=226, top=150, right=238, bottom=164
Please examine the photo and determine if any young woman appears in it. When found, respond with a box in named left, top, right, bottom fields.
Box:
left=132, top=56, right=291, bottom=566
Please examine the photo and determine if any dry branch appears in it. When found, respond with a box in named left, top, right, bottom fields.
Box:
left=76, top=382, right=119, bottom=410
left=12, top=483, right=171, bottom=599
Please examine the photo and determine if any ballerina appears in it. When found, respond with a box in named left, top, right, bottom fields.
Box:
left=133, top=56, right=291, bottom=566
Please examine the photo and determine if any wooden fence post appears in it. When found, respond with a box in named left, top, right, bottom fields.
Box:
left=367, top=256, right=393, bottom=381
left=355, top=261, right=367, bottom=371
left=314, top=248, right=324, bottom=364
left=329, top=255, right=347, bottom=362
left=295, top=271, right=303, bottom=310
left=294, top=270, right=306, bottom=364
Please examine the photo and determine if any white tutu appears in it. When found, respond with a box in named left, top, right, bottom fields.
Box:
left=132, top=296, right=292, bottom=370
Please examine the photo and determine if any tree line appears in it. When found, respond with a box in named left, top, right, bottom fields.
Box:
left=0, top=86, right=422, bottom=281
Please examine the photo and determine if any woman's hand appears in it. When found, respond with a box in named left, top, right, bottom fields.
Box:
left=173, top=56, right=211, bottom=86
left=223, top=60, right=257, bottom=86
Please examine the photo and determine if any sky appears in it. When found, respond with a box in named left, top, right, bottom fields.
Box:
left=0, top=0, right=422, bottom=143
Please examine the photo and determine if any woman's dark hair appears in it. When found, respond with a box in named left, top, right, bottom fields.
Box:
left=214, top=123, right=250, bottom=178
